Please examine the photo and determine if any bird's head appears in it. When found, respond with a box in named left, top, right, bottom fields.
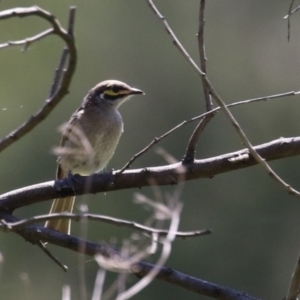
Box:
left=86, top=80, right=145, bottom=109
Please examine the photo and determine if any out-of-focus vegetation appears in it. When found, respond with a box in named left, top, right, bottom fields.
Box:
left=0, top=1, right=299, bottom=299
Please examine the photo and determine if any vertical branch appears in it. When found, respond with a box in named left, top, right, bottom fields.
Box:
left=183, top=0, right=215, bottom=164
left=49, top=48, right=69, bottom=98
left=198, top=0, right=213, bottom=111
left=287, top=0, right=295, bottom=41
left=48, top=6, right=77, bottom=99
left=182, top=113, right=214, bottom=164
left=286, top=255, right=300, bottom=300
left=67, top=6, right=76, bottom=35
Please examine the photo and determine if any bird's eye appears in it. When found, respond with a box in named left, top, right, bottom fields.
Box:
left=111, top=85, right=120, bottom=93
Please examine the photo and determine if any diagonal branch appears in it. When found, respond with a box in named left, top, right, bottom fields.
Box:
left=37, top=240, right=68, bottom=272
left=0, top=28, right=54, bottom=49
left=146, top=0, right=300, bottom=200
left=0, top=211, right=260, bottom=300
left=147, top=1, right=204, bottom=76
left=120, top=90, right=299, bottom=172
left=0, top=6, right=77, bottom=153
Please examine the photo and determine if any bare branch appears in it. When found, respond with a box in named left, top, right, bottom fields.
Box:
left=182, top=113, right=214, bottom=164
left=116, top=201, right=183, bottom=300
left=0, top=28, right=53, bottom=49
left=0, top=211, right=260, bottom=300
left=120, top=90, right=298, bottom=172
left=49, top=48, right=69, bottom=98
left=182, top=0, right=215, bottom=165
left=147, top=0, right=204, bottom=76
left=286, top=254, right=300, bottom=300
left=285, top=0, right=296, bottom=41
left=37, top=241, right=68, bottom=272
left=92, top=270, right=106, bottom=300
left=198, top=0, right=212, bottom=111
left=67, top=6, right=76, bottom=35
left=209, top=87, right=300, bottom=198
left=1, top=136, right=300, bottom=210
left=146, top=0, right=300, bottom=200
left=0, top=6, right=77, bottom=153
left=2, top=212, right=211, bottom=239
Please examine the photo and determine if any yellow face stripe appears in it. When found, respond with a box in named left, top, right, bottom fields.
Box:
left=104, top=89, right=131, bottom=97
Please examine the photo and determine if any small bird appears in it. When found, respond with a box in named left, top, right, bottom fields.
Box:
left=45, top=80, right=144, bottom=234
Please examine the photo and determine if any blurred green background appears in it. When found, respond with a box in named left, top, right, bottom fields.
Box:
left=1, top=0, right=300, bottom=299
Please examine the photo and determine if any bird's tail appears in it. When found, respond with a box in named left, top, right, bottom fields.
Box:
left=45, top=196, right=75, bottom=235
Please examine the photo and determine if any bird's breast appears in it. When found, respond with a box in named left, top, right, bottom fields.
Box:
left=59, top=108, right=124, bottom=176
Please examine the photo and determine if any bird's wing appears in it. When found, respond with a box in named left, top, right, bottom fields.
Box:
left=56, top=107, right=84, bottom=180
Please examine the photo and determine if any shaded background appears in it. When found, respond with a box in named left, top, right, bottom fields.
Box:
left=0, top=0, right=300, bottom=299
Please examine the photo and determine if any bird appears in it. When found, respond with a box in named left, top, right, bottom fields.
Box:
left=45, top=80, right=144, bottom=234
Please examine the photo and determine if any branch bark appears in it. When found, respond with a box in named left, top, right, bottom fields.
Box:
left=0, top=6, right=77, bottom=153
left=0, top=212, right=260, bottom=300
left=1, top=136, right=299, bottom=211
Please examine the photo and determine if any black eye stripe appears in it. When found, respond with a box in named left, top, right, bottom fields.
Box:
left=103, top=94, right=120, bottom=100
left=111, top=85, right=121, bottom=93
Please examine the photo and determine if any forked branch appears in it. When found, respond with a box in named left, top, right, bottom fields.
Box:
left=0, top=6, right=77, bottom=153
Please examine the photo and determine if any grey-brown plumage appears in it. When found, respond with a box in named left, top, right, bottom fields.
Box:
left=45, top=80, right=144, bottom=234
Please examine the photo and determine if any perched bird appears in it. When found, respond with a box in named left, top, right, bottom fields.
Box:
left=45, top=80, right=144, bottom=234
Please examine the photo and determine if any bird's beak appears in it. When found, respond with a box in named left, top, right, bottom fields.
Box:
left=130, top=88, right=145, bottom=95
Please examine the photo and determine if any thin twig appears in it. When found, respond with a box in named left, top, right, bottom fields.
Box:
left=198, top=0, right=212, bottom=111
left=286, top=253, right=300, bottom=299
left=182, top=113, right=214, bottom=164
left=147, top=0, right=204, bottom=76
left=284, top=3, right=300, bottom=19
left=209, top=87, right=300, bottom=198
left=0, top=6, right=77, bottom=153
left=119, top=90, right=298, bottom=172
left=146, top=0, right=300, bottom=199
left=182, top=0, right=214, bottom=165
left=49, top=48, right=69, bottom=98
left=123, top=0, right=299, bottom=171
left=0, top=211, right=260, bottom=300
left=67, top=6, right=76, bottom=35
left=1, top=213, right=211, bottom=239
left=37, top=241, right=68, bottom=272
left=286, top=0, right=296, bottom=41
left=92, top=270, right=106, bottom=300
left=116, top=201, right=183, bottom=300
left=0, top=28, right=53, bottom=49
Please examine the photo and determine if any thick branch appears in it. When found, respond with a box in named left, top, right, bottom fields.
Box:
left=1, top=136, right=299, bottom=211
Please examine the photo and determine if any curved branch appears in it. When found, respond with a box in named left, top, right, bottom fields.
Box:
left=0, top=212, right=260, bottom=300
left=3, top=212, right=211, bottom=239
left=0, top=6, right=77, bottom=153
left=0, top=28, right=54, bottom=49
